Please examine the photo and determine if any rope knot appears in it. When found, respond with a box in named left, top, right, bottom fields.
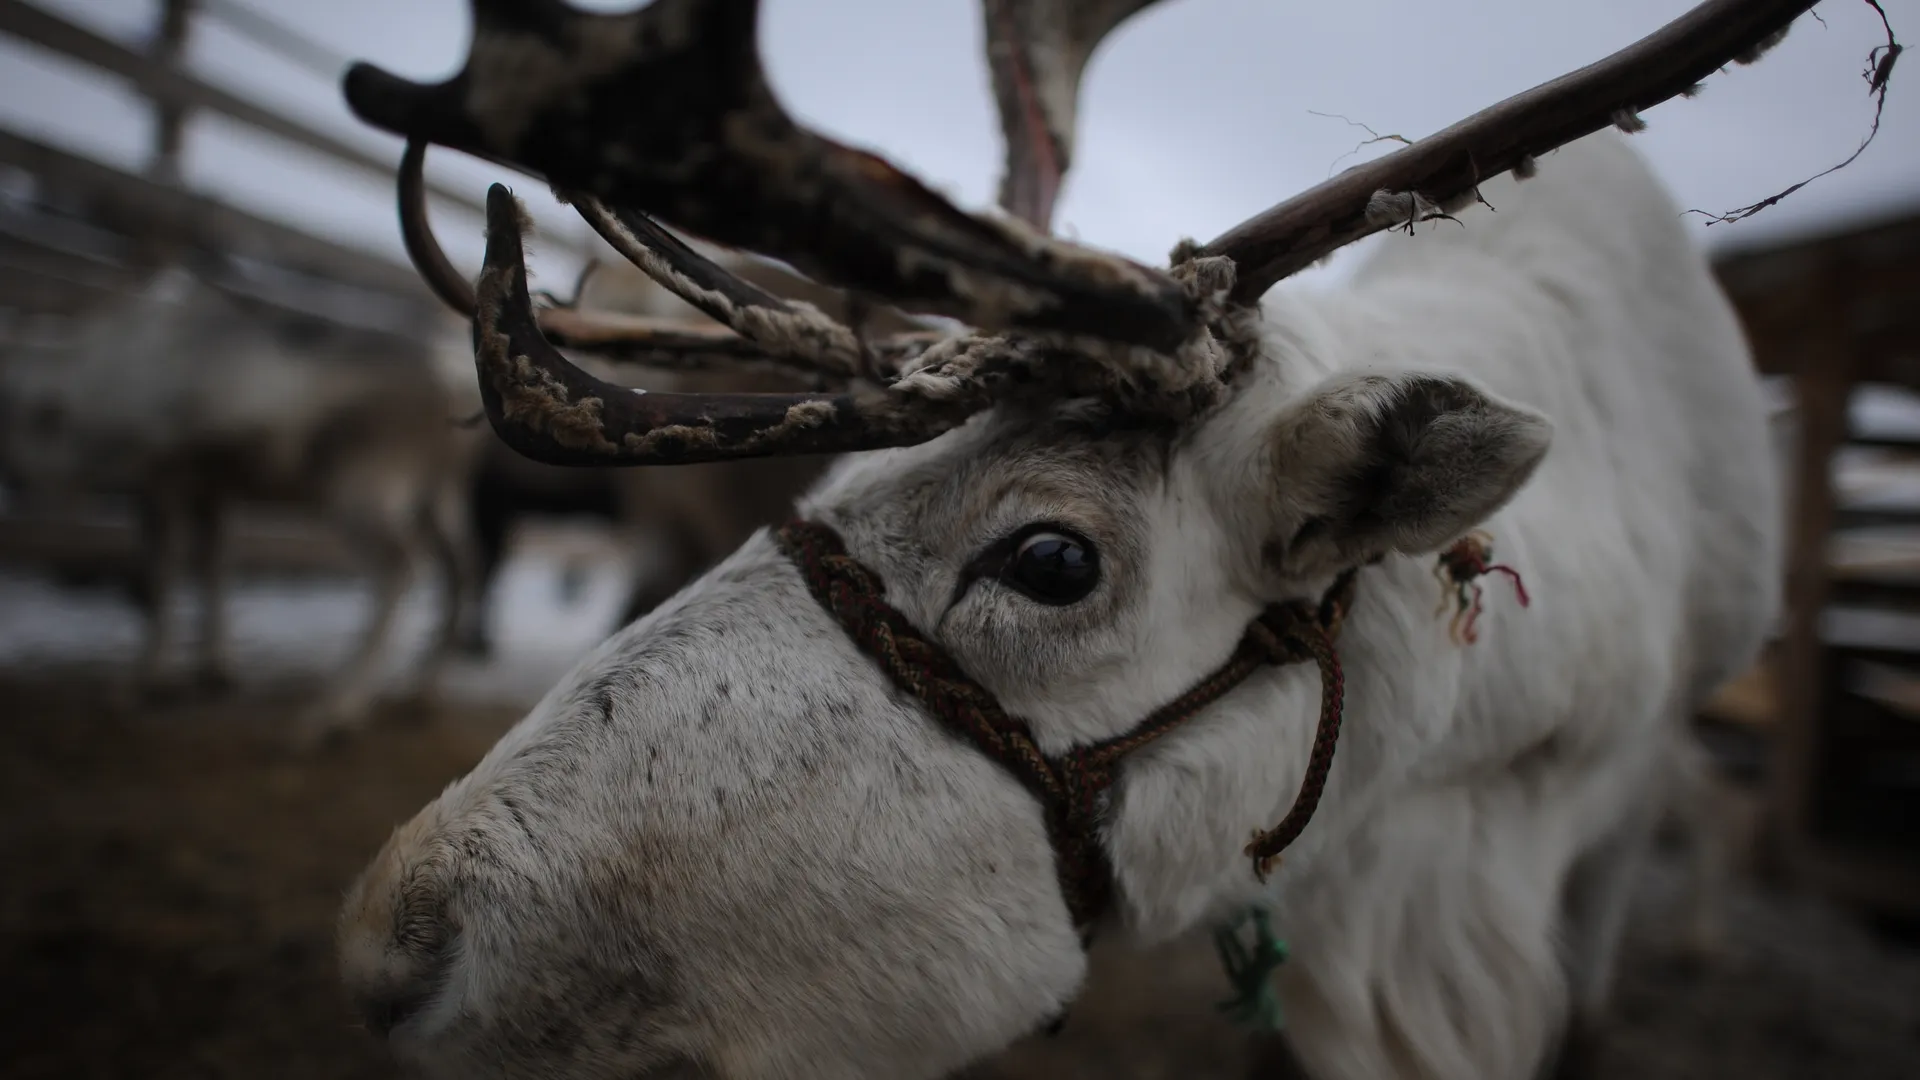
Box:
left=1055, top=750, right=1116, bottom=814
left=1246, top=608, right=1314, bottom=666
left=1433, top=530, right=1530, bottom=645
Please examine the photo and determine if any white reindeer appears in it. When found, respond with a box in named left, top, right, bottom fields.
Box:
left=331, top=1, right=1813, bottom=1077
left=0, top=264, right=485, bottom=736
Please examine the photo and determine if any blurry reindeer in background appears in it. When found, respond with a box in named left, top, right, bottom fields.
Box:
left=328, top=0, right=1890, bottom=1078
left=0, top=264, right=485, bottom=737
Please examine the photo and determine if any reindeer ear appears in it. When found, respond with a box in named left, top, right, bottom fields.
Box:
left=1262, top=371, right=1552, bottom=580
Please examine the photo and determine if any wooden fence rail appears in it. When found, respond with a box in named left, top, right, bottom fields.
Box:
left=0, top=0, right=587, bottom=317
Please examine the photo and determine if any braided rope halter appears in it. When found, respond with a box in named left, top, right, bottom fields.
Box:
left=775, top=519, right=1359, bottom=931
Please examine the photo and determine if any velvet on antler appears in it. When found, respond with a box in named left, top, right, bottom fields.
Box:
left=1198, top=0, right=1825, bottom=303
left=470, top=185, right=970, bottom=465
left=984, top=0, right=1170, bottom=230
left=345, top=0, right=1195, bottom=349
left=352, top=0, right=1832, bottom=468
left=357, top=0, right=1215, bottom=464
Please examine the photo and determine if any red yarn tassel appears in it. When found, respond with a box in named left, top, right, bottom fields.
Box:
left=1436, top=532, right=1530, bottom=645
left=1485, top=563, right=1531, bottom=607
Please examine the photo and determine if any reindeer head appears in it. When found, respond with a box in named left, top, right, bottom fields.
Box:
left=333, top=1, right=1815, bottom=1077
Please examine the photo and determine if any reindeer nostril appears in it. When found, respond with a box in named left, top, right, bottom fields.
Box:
left=352, top=922, right=454, bottom=1041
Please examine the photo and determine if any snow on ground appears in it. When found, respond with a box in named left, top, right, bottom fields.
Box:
left=0, top=521, right=648, bottom=710
left=3, top=384, right=1920, bottom=716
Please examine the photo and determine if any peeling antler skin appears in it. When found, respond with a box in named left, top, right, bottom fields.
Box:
left=986, top=0, right=1171, bottom=230
left=344, top=0, right=1196, bottom=351
left=532, top=310, right=845, bottom=383
left=537, top=308, right=947, bottom=385
left=401, top=137, right=940, bottom=382
left=472, top=185, right=970, bottom=465
left=1199, top=0, right=1823, bottom=303
left=565, top=195, right=866, bottom=377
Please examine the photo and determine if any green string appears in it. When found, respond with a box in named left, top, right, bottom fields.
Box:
left=1211, top=906, right=1289, bottom=1031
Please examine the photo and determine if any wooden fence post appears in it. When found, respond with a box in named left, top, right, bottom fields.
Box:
left=139, top=0, right=196, bottom=268
left=147, top=0, right=195, bottom=185
left=1763, top=282, right=1857, bottom=882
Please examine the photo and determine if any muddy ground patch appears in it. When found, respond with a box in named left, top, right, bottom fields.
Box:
left=2, top=671, right=1917, bottom=1079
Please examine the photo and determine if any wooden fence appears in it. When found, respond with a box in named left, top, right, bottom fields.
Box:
left=0, top=0, right=588, bottom=329
left=1709, top=208, right=1920, bottom=917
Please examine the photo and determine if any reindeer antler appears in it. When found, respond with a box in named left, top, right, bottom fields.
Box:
left=345, top=0, right=1193, bottom=349
left=398, top=138, right=913, bottom=386
left=352, top=0, right=1834, bottom=468
left=471, top=186, right=973, bottom=464
left=985, top=0, right=1170, bottom=230
left=563, top=194, right=867, bottom=377
left=1200, top=0, right=1825, bottom=303
left=354, top=0, right=1211, bottom=465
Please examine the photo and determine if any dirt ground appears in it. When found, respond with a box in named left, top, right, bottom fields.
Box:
left=3, top=668, right=1918, bottom=1080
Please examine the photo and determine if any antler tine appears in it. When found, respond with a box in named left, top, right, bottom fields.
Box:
left=543, top=307, right=948, bottom=384
left=472, top=184, right=971, bottom=465
left=533, top=311, right=830, bottom=382
left=1198, top=0, right=1822, bottom=304
left=397, top=138, right=477, bottom=318
left=868, top=0, right=1226, bottom=420
left=400, top=137, right=881, bottom=382
left=565, top=194, right=865, bottom=377
left=343, top=0, right=1197, bottom=352
left=985, top=0, right=1171, bottom=231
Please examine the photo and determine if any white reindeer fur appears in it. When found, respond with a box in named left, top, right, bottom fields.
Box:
left=339, top=131, right=1780, bottom=1080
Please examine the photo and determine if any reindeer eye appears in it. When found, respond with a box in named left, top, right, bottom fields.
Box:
left=1002, top=530, right=1099, bottom=605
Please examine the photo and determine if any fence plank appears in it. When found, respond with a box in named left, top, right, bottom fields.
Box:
left=0, top=127, right=432, bottom=302
left=0, top=0, right=522, bottom=231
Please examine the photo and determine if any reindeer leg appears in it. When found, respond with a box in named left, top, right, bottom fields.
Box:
left=413, top=476, right=483, bottom=699
left=1667, top=736, right=1735, bottom=968
left=1546, top=790, right=1662, bottom=1080
left=189, top=490, right=236, bottom=696
left=458, top=453, right=512, bottom=659
left=294, top=504, right=414, bottom=745
left=131, top=485, right=188, bottom=704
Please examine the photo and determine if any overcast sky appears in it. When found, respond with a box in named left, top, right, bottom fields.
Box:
left=2, top=0, right=1915, bottom=295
